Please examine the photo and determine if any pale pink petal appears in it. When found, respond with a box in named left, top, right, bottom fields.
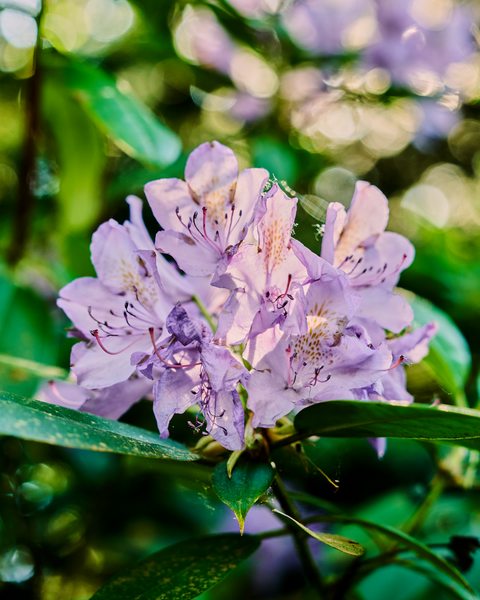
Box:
left=320, top=202, right=346, bottom=265
left=232, top=167, right=269, bottom=239
left=333, top=182, right=389, bottom=267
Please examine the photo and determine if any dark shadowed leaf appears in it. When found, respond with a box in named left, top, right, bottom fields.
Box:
left=46, top=55, right=182, bottom=168
left=290, top=492, right=472, bottom=592
left=274, top=510, right=365, bottom=556
left=212, top=459, right=275, bottom=533
left=404, top=291, right=471, bottom=398
left=294, top=400, right=480, bottom=452
left=90, top=534, right=261, bottom=599
left=0, top=391, right=197, bottom=461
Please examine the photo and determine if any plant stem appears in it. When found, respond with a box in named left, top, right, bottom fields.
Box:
left=192, top=294, right=216, bottom=333
left=402, top=474, right=445, bottom=538
left=271, top=474, right=327, bottom=598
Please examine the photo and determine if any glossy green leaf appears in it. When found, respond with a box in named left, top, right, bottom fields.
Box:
left=293, top=400, right=480, bottom=452
left=212, top=459, right=275, bottom=533
left=405, top=291, right=471, bottom=398
left=0, top=271, right=57, bottom=396
left=0, top=390, right=197, bottom=461
left=274, top=510, right=365, bottom=556
left=60, top=58, right=181, bottom=168
left=291, top=492, right=473, bottom=592
left=90, top=534, right=260, bottom=599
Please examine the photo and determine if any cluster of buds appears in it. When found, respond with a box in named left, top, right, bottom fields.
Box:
left=41, top=141, right=436, bottom=455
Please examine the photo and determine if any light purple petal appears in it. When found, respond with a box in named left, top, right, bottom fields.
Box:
left=155, top=229, right=221, bottom=277
left=166, top=304, right=210, bottom=346
left=388, top=322, right=438, bottom=364
left=205, top=390, right=245, bottom=451
left=36, top=380, right=92, bottom=410
left=124, top=195, right=154, bottom=250
left=355, top=287, right=414, bottom=334
left=153, top=366, right=202, bottom=439
left=70, top=336, right=152, bottom=389
left=185, top=141, right=238, bottom=212
left=58, top=277, right=129, bottom=340
left=290, top=238, right=339, bottom=283
left=80, top=375, right=153, bottom=420
left=247, top=367, right=301, bottom=428
left=201, top=343, right=250, bottom=392
left=144, top=178, right=195, bottom=233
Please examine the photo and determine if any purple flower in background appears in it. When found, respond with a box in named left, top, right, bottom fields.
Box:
left=153, top=305, right=249, bottom=450
left=282, top=0, right=370, bottom=55
left=321, top=181, right=415, bottom=336
left=363, top=0, right=476, bottom=88
left=145, top=141, right=269, bottom=277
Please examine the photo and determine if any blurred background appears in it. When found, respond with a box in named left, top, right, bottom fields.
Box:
left=1, top=0, right=480, bottom=598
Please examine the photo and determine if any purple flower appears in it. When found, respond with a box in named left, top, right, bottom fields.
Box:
left=244, top=273, right=392, bottom=428
left=58, top=218, right=174, bottom=389
left=214, top=184, right=339, bottom=345
left=321, top=181, right=415, bottom=334
left=145, top=141, right=269, bottom=277
left=153, top=305, right=250, bottom=450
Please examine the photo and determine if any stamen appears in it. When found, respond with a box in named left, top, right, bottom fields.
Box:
left=91, top=329, right=147, bottom=355
left=48, top=381, right=84, bottom=408
left=386, top=355, right=405, bottom=371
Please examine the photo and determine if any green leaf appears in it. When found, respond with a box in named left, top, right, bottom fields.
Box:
left=90, top=534, right=260, bottom=599
left=212, top=459, right=275, bottom=534
left=404, top=291, right=471, bottom=398
left=0, top=354, right=68, bottom=380
left=55, top=56, right=182, bottom=168
left=42, top=73, right=105, bottom=233
left=289, top=492, right=473, bottom=592
left=293, top=400, right=480, bottom=452
left=274, top=510, right=365, bottom=556
left=0, top=390, right=197, bottom=461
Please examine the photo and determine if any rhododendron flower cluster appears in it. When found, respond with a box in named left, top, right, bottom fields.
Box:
left=42, top=141, right=436, bottom=455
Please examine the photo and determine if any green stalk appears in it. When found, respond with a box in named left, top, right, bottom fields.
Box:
left=271, top=474, right=327, bottom=598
